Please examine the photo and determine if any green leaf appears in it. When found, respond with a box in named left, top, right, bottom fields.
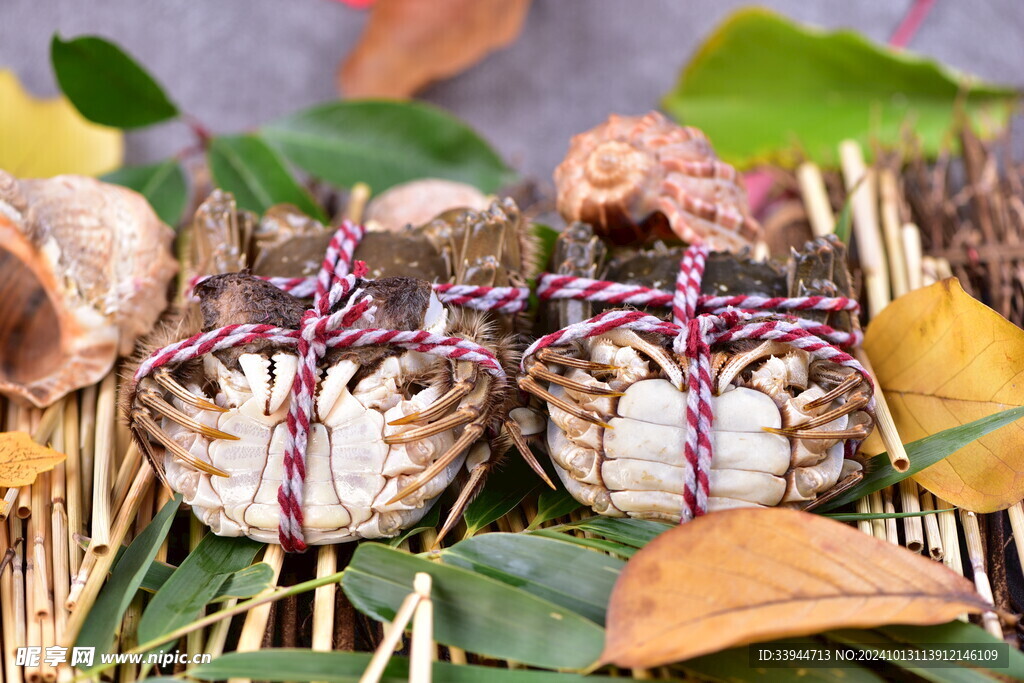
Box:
left=386, top=503, right=441, bottom=547
left=50, top=34, right=178, bottom=128
left=462, top=453, right=541, bottom=537
left=820, top=406, right=1024, bottom=511
left=138, top=534, right=263, bottom=655
left=212, top=562, right=274, bottom=601
left=207, top=134, right=326, bottom=221
left=343, top=543, right=604, bottom=670
left=823, top=509, right=954, bottom=522
left=443, top=533, right=622, bottom=625
left=528, top=529, right=636, bottom=558
left=263, top=100, right=514, bottom=193
left=75, top=494, right=181, bottom=657
left=662, top=8, right=1016, bottom=168
left=528, top=486, right=582, bottom=529
left=190, top=650, right=643, bottom=682
left=102, top=159, right=188, bottom=227
left=564, top=516, right=672, bottom=548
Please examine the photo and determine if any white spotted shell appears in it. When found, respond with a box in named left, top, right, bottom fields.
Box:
left=554, top=111, right=759, bottom=250
left=0, top=171, right=178, bottom=407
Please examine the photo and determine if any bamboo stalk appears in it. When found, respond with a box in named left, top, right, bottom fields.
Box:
left=230, top=544, right=285, bottom=683
left=1009, top=503, right=1024, bottom=579
left=62, top=399, right=81, bottom=578
left=881, top=487, right=899, bottom=545
left=1, top=521, right=23, bottom=683
left=878, top=169, right=910, bottom=298
left=186, top=516, right=206, bottom=661
left=919, top=491, right=945, bottom=561
left=935, top=496, right=964, bottom=579
left=10, top=519, right=28, bottom=680
left=839, top=140, right=890, bottom=317
left=110, top=444, right=143, bottom=515
left=204, top=598, right=237, bottom=659
left=898, top=480, right=925, bottom=553
left=868, top=491, right=887, bottom=540
left=345, top=182, right=371, bottom=223
left=901, top=223, right=924, bottom=291
left=90, top=372, right=118, bottom=555
left=797, top=162, right=836, bottom=237
left=79, top=384, right=97, bottom=523
left=855, top=497, right=873, bottom=536
left=120, top=595, right=143, bottom=683
left=31, top=479, right=51, bottom=621
left=854, top=349, right=910, bottom=473
left=447, top=647, right=468, bottom=666
left=409, top=573, right=434, bottom=683
left=50, top=496, right=69, bottom=647
left=359, top=589, right=423, bottom=683
left=16, top=406, right=33, bottom=519
left=26, top=524, right=42, bottom=683
left=959, top=510, right=1002, bottom=637
left=1, top=488, right=18, bottom=521
left=312, top=545, right=338, bottom=652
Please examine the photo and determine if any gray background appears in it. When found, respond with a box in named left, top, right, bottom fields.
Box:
left=2, top=0, right=1023, bottom=182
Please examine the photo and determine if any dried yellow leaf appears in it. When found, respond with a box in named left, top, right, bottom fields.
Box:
left=0, top=69, right=123, bottom=178
left=602, top=508, right=987, bottom=668
left=0, top=431, right=67, bottom=487
left=863, top=279, right=1024, bottom=512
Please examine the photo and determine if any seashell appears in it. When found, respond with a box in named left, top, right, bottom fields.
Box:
left=0, top=171, right=178, bottom=408
left=364, top=178, right=489, bottom=232
left=554, top=111, right=760, bottom=250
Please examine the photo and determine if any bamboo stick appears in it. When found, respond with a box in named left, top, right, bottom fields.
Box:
left=186, top=516, right=206, bottom=661
left=919, top=491, right=945, bottom=561
left=31, top=479, right=51, bottom=621
left=110, top=444, right=143, bottom=515
left=1009, top=503, right=1024, bottom=580
left=79, top=384, right=97, bottom=522
left=959, top=510, right=1002, bottom=637
left=839, top=140, right=890, bottom=317
left=881, top=487, right=900, bottom=545
left=1, top=521, right=22, bottom=683
left=10, top=518, right=28, bottom=681
left=345, top=182, right=371, bottom=223
left=120, top=595, right=143, bottom=683
left=878, top=170, right=910, bottom=298
left=935, top=496, right=964, bottom=579
left=898, top=480, right=925, bottom=553
left=203, top=598, right=237, bottom=659
left=1, top=488, right=18, bottom=521
left=312, top=545, right=338, bottom=652
left=797, top=162, right=836, bottom=236
left=901, top=223, right=924, bottom=291
left=921, top=256, right=939, bottom=286
left=868, top=491, right=887, bottom=540
left=410, top=573, right=434, bottom=683
left=359, top=589, right=423, bottom=683
left=90, top=372, right=118, bottom=555
left=855, top=497, right=873, bottom=536
left=854, top=350, right=910, bottom=473
left=230, top=544, right=285, bottom=683
left=25, top=518, right=42, bottom=683
left=16, top=406, right=33, bottom=519
left=62, top=399, right=81, bottom=578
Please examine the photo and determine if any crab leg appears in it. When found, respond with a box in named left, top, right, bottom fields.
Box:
left=776, top=393, right=872, bottom=433
left=384, top=406, right=480, bottom=444
left=138, top=391, right=239, bottom=441
left=436, top=458, right=494, bottom=547
left=504, top=416, right=556, bottom=489
left=803, top=373, right=863, bottom=410
left=536, top=348, right=617, bottom=372
left=528, top=364, right=625, bottom=398
left=134, top=412, right=229, bottom=477
left=153, top=368, right=227, bottom=413
left=766, top=426, right=871, bottom=440
left=518, top=376, right=612, bottom=429
left=388, top=363, right=477, bottom=426
left=387, top=424, right=486, bottom=505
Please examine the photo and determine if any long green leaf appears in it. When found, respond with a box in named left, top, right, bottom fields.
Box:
left=820, top=406, right=1024, bottom=511
left=564, top=516, right=672, bottom=548
left=527, top=529, right=636, bottom=558
left=102, top=159, right=188, bottom=227
left=824, top=509, right=954, bottom=522
left=263, top=100, right=514, bottom=193
left=386, top=503, right=441, bottom=548
left=75, top=494, right=181, bottom=657
left=443, top=533, right=623, bottom=625
left=462, top=453, right=541, bottom=537
left=343, top=543, right=604, bottom=670
left=662, top=9, right=1016, bottom=168
left=51, top=34, right=178, bottom=128
left=138, top=534, right=263, bottom=655
left=528, top=486, right=582, bottom=529
left=130, top=553, right=271, bottom=601
left=190, top=650, right=647, bottom=682
left=207, top=134, right=326, bottom=221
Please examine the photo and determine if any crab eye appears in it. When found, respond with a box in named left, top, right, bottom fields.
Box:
left=423, top=290, right=446, bottom=332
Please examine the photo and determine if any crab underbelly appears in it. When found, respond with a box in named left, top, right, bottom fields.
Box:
left=546, top=378, right=848, bottom=523
left=161, top=389, right=464, bottom=545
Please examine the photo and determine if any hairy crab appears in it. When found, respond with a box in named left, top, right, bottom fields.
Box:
left=127, top=192, right=540, bottom=546
left=521, top=224, right=874, bottom=521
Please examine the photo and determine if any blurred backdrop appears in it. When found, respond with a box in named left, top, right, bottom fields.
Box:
left=2, top=0, right=1022, bottom=181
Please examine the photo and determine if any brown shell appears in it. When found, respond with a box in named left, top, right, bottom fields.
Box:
left=0, top=172, right=178, bottom=407
left=554, top=111, right=760, bottom=251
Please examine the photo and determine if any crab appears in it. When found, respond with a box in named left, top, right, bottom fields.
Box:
left=520, top=225, right=874, bottom=521
left=127, top=192, right=544, bottom=545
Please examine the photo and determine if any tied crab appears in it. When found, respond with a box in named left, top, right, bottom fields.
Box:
left=126, top=192, right=544, bottom=545
left=520, top=224, right=875, bottom=522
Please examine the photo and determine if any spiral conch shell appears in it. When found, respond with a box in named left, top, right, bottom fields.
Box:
left=0, top=171, right=178, bottom=408
left=554, top=111, right=760, bottom=250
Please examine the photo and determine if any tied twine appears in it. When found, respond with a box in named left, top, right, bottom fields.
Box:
left=523, top=244, right=874, bottom=522
left=136, top=221, right=529, bottom=552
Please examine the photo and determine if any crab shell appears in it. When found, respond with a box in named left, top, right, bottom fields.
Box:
left=364, top=179, right=490, bottom=232
left=554, top=112, right=759, bottom=250
left=0, top=172, right=177, bottom=408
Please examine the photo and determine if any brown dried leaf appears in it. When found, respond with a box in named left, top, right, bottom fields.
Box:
left=602, top=508, right=988, bottom=668
left=863, top=279, right=1024, bottom=512
left=0, top=432, right=66, bottom=487
left=339, top=0, right=531, bottom=98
